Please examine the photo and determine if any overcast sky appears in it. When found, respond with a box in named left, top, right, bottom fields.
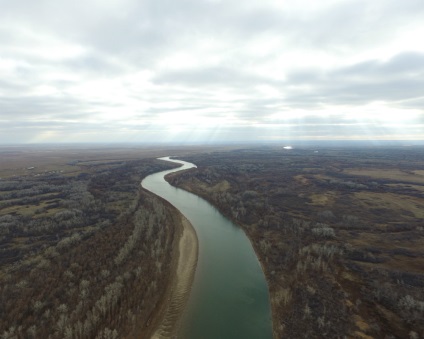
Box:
left=1, top=0, right=424, bottom=144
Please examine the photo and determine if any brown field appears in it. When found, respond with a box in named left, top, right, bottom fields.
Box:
left=0, top=144, right=235, bottom=179
left=354, top=191, right=424, bottom=218
left=308, top=191, right=338, bottom=206
left=345, top=168, right=424, bottom=184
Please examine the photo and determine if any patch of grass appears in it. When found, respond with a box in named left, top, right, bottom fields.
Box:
left=345, top=168, right=424, bottom=184
left=354, top=192, right=424, bottom=219
left=308, top=192, right=337, bottom=206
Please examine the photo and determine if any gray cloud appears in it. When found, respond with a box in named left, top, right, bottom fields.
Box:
left=1, top=0, right=423, bottom=143
left=153, top=66, right=278, bottom=88
left=333, top=52, right=424, bottom=78
left=284, top=52, right=424, bottom=107
left=1, top=97, right=77, bottom=118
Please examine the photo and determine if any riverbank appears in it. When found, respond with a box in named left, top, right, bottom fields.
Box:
left=149, top=215, right=199, bottom=339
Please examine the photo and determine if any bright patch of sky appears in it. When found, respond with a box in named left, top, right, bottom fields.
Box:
left=1, top=0, right=424, bottom=143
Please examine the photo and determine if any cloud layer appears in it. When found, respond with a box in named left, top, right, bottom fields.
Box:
left=1, top=0, right=424, bottom=143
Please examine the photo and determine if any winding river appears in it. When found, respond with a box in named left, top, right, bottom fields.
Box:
left=141, top=157, right=273, bottom=339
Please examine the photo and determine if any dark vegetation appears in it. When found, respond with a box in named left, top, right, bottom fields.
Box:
left=168, top=147, right=424, bottom=339
left=0, top=155, right=182, bottom=338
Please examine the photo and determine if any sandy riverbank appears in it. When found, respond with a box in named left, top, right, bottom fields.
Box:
left=150, top=215, right=198, bottom=339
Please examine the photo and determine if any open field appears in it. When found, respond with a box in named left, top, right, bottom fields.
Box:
left=344, top=169, right=424, bottom=185
left=0, top=144, right=236, bottom=179
left=168, top=146, right=424, bottom=338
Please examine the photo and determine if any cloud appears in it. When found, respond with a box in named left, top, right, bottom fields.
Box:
left=340, top=52, right=424, bottom=76
left=153, top=66, right=279, bottom=88
left=284, top=52, right=424, bottom=107
left=0, top=0, right=424, bottom=143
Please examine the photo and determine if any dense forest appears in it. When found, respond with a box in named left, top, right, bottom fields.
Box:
left=0, top=158, right=182, bottom=338
left=168, top=147, right=424, bottom=338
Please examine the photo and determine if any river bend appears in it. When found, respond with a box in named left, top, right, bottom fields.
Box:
left=141, top=157, right=273, bottom=339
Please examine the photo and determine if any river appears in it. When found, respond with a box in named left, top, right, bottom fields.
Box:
left=141, top=157, right=273, bottom=339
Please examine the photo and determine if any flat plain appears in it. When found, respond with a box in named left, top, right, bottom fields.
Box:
left=2, top=144, right=424, bottom=338
left=0, top=145, right=223, bottom=338
left=168, top=146, right=424, bottom=338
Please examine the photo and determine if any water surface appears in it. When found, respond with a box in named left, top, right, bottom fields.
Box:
left=142, top=157, right=273, bottom=339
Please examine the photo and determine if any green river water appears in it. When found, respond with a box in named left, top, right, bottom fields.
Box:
left=141, top=157, right=273, bottom=339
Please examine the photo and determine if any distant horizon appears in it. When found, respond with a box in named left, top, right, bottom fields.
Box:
left=1, top=139, right=424, bottom=148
